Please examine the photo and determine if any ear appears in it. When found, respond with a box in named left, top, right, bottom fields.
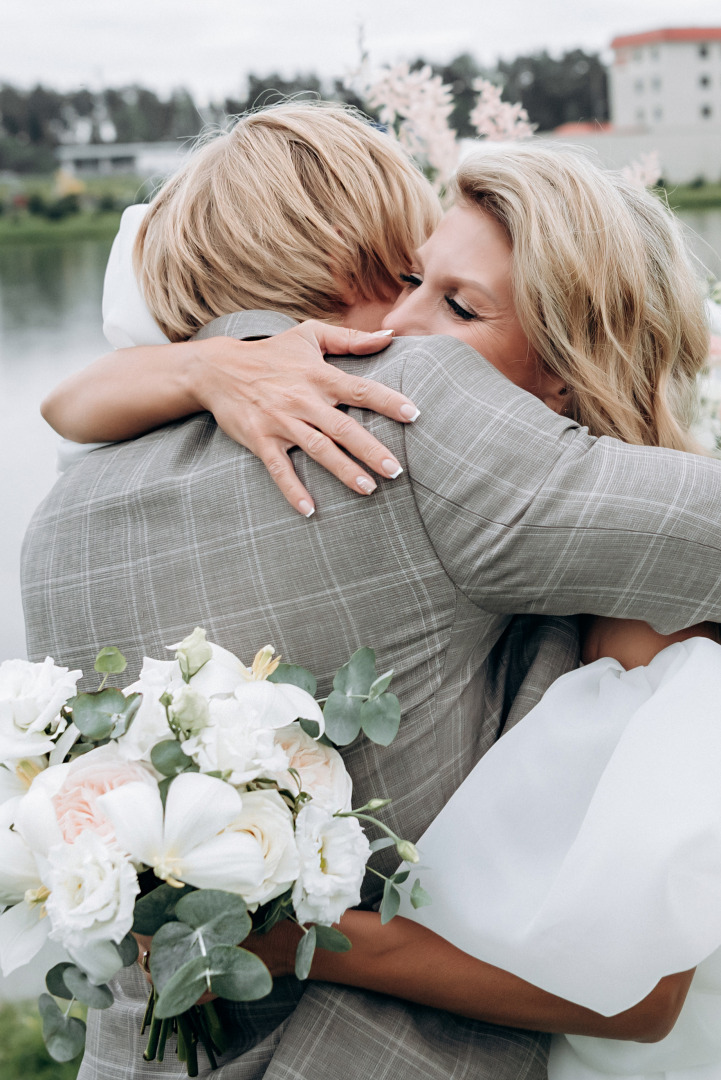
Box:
left=540, top=373, right=571, bottom=415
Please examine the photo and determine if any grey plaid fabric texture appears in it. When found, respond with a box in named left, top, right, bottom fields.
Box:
left=21, top=310, right=721, bottom=1079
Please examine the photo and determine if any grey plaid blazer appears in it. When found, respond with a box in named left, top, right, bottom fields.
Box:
left=22, top=311, right=721, bottom=1080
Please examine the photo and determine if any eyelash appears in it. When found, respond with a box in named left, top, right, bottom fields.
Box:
left=399, top=273, right=478, bottom=322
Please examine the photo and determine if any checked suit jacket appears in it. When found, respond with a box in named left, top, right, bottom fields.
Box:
left=22, top=311, right=721, bottom=1080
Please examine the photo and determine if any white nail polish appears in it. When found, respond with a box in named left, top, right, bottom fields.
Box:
left=371, top=328, right=394, bottom=337
left=383, top=460, right=403, bottom=479
left=357, top=477, right=377, bottom=495
left=299, top=500, right=315, bottom=517
left=400, top=405, right=421, bottom=422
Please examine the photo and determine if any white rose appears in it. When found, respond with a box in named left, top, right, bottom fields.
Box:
left=44, top=830, right=139, bottom=982
left=272, top=724, right=352, bottom=812
left=228, top=790, right=300, bottom=908
left=181, top=697, right=289, bottom=785
left=292, top=804, right=371, bottom=926
left=0, top=658, right=81, bottom=763
left=170, top=627, right=213, bottom=680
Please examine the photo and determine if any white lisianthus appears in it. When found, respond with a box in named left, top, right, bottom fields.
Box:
left=0, top=657, right=81, bottom=763
left=181, top=697, right=290, bottom=785
left=272, top=724, right=353, bottom=812
left=292, top=804, right=371, bottom=926
left=98, top=772, right=266, bottom=895
left=228, top=790, right=300, bottom=908
left=44, top=830, right=139, bottom=983
left=118, top=658, right=180, bottom=762
left=168, top=685, right=209, bottom=738
left=170, top=627, right=213, bottom=681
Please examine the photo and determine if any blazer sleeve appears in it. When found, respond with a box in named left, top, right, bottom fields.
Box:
left=400, top=336, right=721, bottom=634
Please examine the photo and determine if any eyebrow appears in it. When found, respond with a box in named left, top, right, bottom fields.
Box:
left=413, top=250, right=500, bottom=306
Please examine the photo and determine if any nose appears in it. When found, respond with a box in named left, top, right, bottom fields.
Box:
left=381, top=288, right=430, bottom=336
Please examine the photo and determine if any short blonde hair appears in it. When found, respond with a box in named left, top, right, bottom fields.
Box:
left=455, top=145, right=709, bottom=452
left=135, top=102, right=441, bottom=341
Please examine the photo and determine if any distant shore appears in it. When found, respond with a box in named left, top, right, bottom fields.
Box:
left=0, top=211, right=123, bottom=246
left=660, top=184, right=721, bottom=211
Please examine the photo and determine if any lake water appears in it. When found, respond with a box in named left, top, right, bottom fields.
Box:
left=2, top=210, right=721, bottom=662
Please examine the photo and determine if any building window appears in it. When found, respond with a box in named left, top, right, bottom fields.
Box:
left=633, top=49, right=642, bottom=61
left=651, top=77, right=662, bottom=91
left=701, top=104, right=713, bottom=118
left=653, top=107, right=663, bottom=122
left=698, top=43, right=709, bottom=58
left=635, top=79, right=644, bottom=92
left=636, top=108, right=646, bottom=122
left=650, top=47, right=659, bottom=60
left=700, top=74, right=711, bottom=88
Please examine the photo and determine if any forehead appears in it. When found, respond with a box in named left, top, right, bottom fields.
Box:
left=418, top=203, right=512, bottom=285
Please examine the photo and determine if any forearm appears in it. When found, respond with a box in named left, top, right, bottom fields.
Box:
left=308, top=913, right=693, bottom=1043
left=41, top=340, right=207, bottom=442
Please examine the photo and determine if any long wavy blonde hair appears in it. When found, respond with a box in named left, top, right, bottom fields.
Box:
left=135, top=102, right=441, bottom=341
left=455, top=146, right=709, bottom=452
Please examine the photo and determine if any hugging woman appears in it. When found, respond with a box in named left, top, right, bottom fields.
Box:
left=27, top=102, right=721, bottom=1080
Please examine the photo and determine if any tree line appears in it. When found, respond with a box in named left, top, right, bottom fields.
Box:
left=0, top=50, right=608, bottom=174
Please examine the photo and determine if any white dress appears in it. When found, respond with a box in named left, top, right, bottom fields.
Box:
left=401, top=636, right=721, bottom=1078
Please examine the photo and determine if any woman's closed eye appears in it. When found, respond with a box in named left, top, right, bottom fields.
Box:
left=399, top=273, right=480, bottom=322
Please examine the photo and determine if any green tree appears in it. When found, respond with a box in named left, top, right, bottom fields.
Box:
left=496, top=49, right=608, bottom=132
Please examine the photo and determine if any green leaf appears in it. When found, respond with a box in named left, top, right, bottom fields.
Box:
left=153, top=955, right=215, bottom=1018
left=253, top=888, right=293, bottom=934
left=391, top=870, right=410, bottom=885
left=268, top=664, right=317, bottom=696
left=314, top=924, right=352, bottom=953
left=62, top=967, right=114, bottom=1010
left=110, top=692, right=141, bottom=738
left=294, top=925, right=317, bottom=980
left=175, top=889, right=251, bottom=946
left=94, top=646, right=128, bottom=674
left=67, top=688, right=139, bottom=741
left=116, top=932, right=140, bottom=967
left=298, top=718, right=321, bottom=739
left=368, top=669, right=394, bottom=700
left=323, top=691, right=362, bottom=745
left=38, top=993, right=86, bottom=1062
left=410, top=878, right=432, bottom=910
left=380, top=880, right=401, bottom=925
left=333, top=647, right=376, bottom=697
left=132, top=882, right=195, bottom=934
left=369, top=836, right=395, bottom=854
left=148, top=922, right=197, bottom=993
left=151, top=739, right=193, bottom=778
left=45, top=962, right=74, bottom=1000
left=360, top=693, right=401, bottom=746
left=208, top=945, right=272, bottom=1001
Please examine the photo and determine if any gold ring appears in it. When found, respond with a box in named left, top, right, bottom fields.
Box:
left=140, top=950, right=150, bottom=972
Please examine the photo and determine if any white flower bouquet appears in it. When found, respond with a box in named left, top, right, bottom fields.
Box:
left=0, top=630, right=428, bottom=1075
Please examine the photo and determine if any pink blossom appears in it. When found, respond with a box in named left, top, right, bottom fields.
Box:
left=469, top=79, right=536, bottom=142
left=51, top=745, right=155, bottom=844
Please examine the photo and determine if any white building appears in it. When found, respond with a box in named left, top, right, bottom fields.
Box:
left=56, top=141, right=191, bottom=179
left=610, top=27, right=721, bottom=130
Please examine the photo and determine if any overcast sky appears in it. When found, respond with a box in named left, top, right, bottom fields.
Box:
left=4, top=0, right=721, bottom=100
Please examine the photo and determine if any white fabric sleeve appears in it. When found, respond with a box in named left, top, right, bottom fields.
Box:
left=101, top=204, right=170, bottom=349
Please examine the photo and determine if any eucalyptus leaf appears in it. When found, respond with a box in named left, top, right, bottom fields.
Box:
left=323, top=691, right=362, bottom=745
left=153, top=955, right=215, bottom=1018
left=314, top=924, right=352, bottom=953
left=268, top=664, right=317, bottom=696
left=158, top=774, right=174, bottom=810
left=369, top=836, right=395, bottom=854
left=294, top=925, right=317, bottom=980
left=110, top=692, right=141, bottom=737
left=380, top=880, right=401, bottom=925
left=151, top=739, right=193, bottom=778
left=207, top=945, right=272, bottom=1001
left=368, top=669, right=394, bottom=700
left=298, top=718, right=321, bottom=739
left=391, top=870, right=410, bottom=885
left=132, top=882, right=195, bottom=934
left=62, top=967, right=113, bottom=1010
left=45, top=962, right=74, bottom=1000
left=175, top=889, right=251, bottom=945
left=410, top=878, right=433, bottom=910
left=360, top=693, right=401, bottom=746
left=149, top=922, right=199, bottom=993
left=94, top=646, right=128, bottom=674
left=333, top=647, right=376, bottom=697
left=116, top=932, right=140, bottom=967
left=68, top=688, right=138, bottom=741
left=38, top=993, right=86, bottom=1062
left=254, top=888, right=293, bottom=934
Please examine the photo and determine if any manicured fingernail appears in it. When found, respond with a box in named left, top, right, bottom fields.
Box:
left=370, top=328, right=394, bottom=337
left=400, top=404, right=420, bottom=421
left=299, top=500, right=315, bottom=517
left=357, top=477, right=377, bottom=495
left=383, top=459, right=403, bottom=479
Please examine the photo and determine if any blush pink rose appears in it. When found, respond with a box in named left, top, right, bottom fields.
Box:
left=272, top=724, right=352, bottom=812
left=52, top=744, right=156, bottom=844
